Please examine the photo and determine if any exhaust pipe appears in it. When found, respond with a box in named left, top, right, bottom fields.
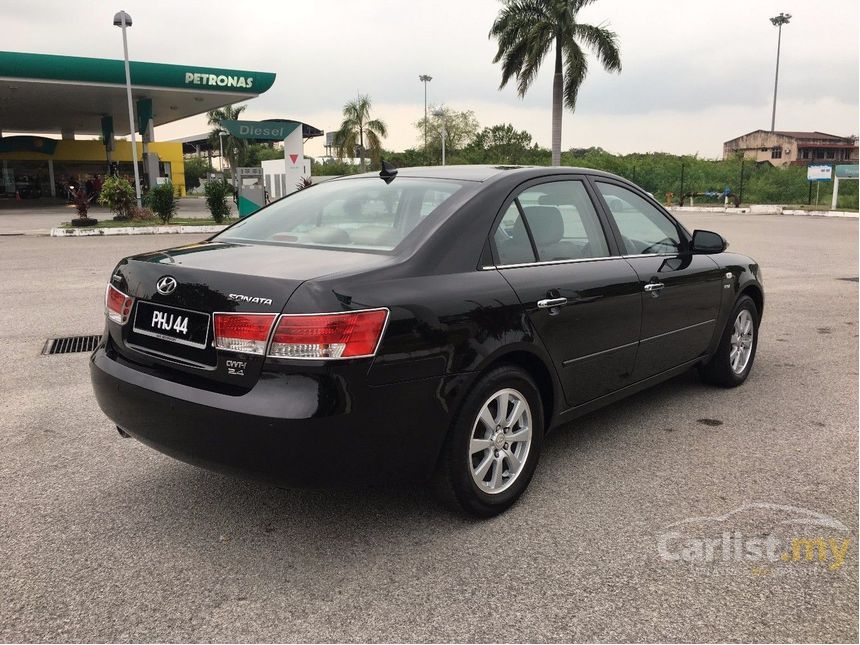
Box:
left=116, top=426, right=131, bottom=438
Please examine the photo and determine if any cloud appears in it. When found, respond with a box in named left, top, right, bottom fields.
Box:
left=1, top=0, right=857, bottom=157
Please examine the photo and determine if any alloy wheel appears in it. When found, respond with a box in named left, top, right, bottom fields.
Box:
left=729, top=309, right=754, bottom=374
left=468, top=388, right=532, bottom=494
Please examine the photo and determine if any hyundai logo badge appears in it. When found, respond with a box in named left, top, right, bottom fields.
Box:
left=156, top=276, right=178, bottom=295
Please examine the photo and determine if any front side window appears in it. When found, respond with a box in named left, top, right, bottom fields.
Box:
left=216, top=177, right=466, bottom=252
left=596, top=182, right=682, bottom=255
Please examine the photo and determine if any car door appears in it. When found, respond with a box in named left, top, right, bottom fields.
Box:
left=492, top=177, right=642, bottom=408
left=592, top=180, right=724, bottom=381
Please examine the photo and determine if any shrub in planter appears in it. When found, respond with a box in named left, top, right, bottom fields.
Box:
left=71, top=188, right=98, bottom=226
left=203, top=179, right=232, bottom=224
left=98, top=176, right=136, bottom=220
left=131, top=206, right=156, bottom=222
left=145, top=181, right=178, bottom=224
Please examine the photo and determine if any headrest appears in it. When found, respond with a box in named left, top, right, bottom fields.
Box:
left=510, top=213, right=530, bottom=244
left=522, top=206, right=564, bottom=245
left=538, top=194, right=564, bottom=206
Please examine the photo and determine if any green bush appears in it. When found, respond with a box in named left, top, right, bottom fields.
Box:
left=145, top=181, right=178, bottom=224
left=98, top=175, right=136, bottom=220
left=555, top=149, right=858, bottom=209
left=203, top=179, right=232, bottom=223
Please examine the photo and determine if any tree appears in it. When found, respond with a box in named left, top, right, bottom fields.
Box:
left=207, top=104, right=247, bottom=181
left=490, top=0, right=621, bottom=166
left=466, top=123, right=535, bottom=164
left=334, top=95, right=387, bottom=172
left=378, top=148, right=426, bottom=169
left=244, top=143, right=286, bottom=167
left=413, top=106, right=480, bottom=164
left=183, top=156, right=213, bottom=191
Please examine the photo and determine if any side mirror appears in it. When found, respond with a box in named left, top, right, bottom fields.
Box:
left=691, top=229, right=727, bottom=254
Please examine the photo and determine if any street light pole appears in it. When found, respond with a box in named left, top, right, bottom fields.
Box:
left=433, top=108, right=446, bottom=165
left=769, top=12, right=791, bottom=132
left=113, top=10, right=142, bottom=208
left=419, top=74, right=432, bottom=165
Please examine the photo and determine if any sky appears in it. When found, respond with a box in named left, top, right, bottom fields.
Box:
left=1, top=0, right=858, bottom=159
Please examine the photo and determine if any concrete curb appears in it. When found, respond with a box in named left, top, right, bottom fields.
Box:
left=667, top=205, right=858, bottom=219
left=50, top=224, right=227, bottom=237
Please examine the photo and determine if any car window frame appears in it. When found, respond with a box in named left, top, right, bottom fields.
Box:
left=485, top=175, right=623, bottom=269
left=587, top=177, right=693, bottom=257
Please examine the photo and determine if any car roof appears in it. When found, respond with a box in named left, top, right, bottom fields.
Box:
left=347, top=165, right=626, bottom=183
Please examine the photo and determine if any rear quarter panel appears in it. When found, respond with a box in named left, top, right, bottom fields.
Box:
left=284, top=268, right=530, bottom=384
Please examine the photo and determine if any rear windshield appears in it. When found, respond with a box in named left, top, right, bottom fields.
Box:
left=215, top=177, right=467, bottom=252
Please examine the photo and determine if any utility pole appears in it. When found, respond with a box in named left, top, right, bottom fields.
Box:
left=419, top=75, right=432, bottom=165
left=769, top=12, right=791, bottom=132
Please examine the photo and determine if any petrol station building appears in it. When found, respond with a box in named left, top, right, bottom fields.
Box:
left=0, top=51, right=275, bottom=198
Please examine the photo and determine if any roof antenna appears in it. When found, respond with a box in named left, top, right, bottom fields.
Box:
left=379, top=159, right=398, bottom=184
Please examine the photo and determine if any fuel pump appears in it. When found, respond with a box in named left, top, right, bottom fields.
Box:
left=236, top=167, right=265, bottom=217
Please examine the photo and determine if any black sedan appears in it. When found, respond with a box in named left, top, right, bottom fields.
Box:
left=91, top=165, right=763, bottom=516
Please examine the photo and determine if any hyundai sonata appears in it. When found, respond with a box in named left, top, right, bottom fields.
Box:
left=91, top=165, right=763, bottom=516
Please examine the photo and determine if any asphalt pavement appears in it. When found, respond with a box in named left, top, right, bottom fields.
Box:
left=0, top=212, right=857, bottom=642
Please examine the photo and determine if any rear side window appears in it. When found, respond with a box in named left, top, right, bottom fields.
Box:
left=495, top=203, right=536, bottom=265
left=596, top=182, right=682, bottom=255
left=217, top=178, right=466, bottom=252
left=494, top=180, right=609, bottom=265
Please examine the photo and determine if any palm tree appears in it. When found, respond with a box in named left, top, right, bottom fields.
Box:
left=207, top=104, right=247, bottom=182
left=334, top=95, right=387, bottom=172
left=490, top=0, right=621, bottom=166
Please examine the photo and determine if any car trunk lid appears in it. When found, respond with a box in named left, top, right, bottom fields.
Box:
left=108, top=240, right=389, bottom=391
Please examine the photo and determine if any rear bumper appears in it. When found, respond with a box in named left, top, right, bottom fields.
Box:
left=90, top=346, right=460, bottom=486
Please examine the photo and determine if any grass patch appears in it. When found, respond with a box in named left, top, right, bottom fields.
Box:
left=61, top=217, right=230, bottom=229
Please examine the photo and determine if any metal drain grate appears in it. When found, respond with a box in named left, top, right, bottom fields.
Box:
left=42, top=335, right=101, bottom=355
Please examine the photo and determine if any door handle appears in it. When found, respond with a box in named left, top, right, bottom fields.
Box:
left=643, top=282, right=665, bottom=293
left=537, top=297, right=568, bottom=309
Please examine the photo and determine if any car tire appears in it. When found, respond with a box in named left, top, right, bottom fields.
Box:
left=699, top=295, right=759, bottom=388
left=435, top=365, right=544, bottom=517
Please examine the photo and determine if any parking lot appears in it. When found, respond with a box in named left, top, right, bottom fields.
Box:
left=0, top=211, right=857, bottom=642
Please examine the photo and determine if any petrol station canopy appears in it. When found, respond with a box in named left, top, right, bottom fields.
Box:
left=0, top=51, right=277, bottom=136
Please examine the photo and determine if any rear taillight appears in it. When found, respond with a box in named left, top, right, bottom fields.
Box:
left=105, top=284, right=134, bottom=325
left=213, top=313, right=277, bottom=355
left=268, top=309, right=389, bottom=359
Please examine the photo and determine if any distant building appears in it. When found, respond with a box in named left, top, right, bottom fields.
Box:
left=723, top=130, right=858, bottom=167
